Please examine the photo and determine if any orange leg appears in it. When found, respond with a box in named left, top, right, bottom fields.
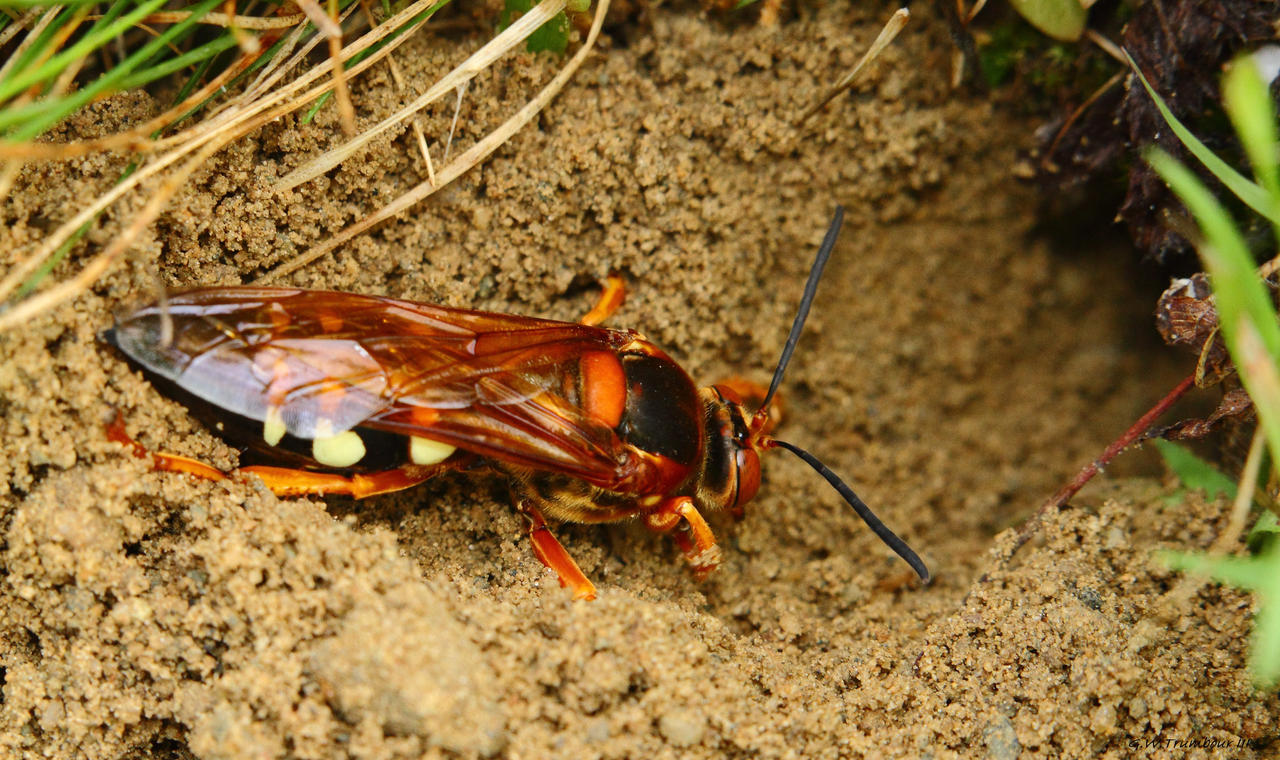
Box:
left=579, top=274, right=626, bottom=326
left=238, top=465, right=444, bottom=499
left=107, top=413, right=227, bottom=482
left=644, top=497, right=722, bottom=579
left=517, top=500, right=597, bottom=601
left=108, top=412, right=447, bottom=499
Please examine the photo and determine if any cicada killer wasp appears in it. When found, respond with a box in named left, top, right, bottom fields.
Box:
left=106, top=208, right=928, bottom=599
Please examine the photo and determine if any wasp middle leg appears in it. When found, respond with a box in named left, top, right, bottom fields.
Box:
left=107, top=412, right=227, bottom=481
left=517, top=500, right=597, bottom=600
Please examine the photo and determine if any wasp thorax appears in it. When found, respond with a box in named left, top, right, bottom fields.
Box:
left=617, top=351, right=702, bottom=467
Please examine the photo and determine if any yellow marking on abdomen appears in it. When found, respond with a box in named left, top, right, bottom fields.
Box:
left=263, top=406, right=286, bottom=446
left=410, top=436, right=456, bottom=466
left=311, top=420, right=366, bottom=468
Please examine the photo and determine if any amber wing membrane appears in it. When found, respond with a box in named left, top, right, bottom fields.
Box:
left=111, top=288, right=644, bottom=487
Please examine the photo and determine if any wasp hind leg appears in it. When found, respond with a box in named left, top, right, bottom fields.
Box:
left=107, top=412, right=227, bottom=481
left=238, top=465, right=446, bottom=499
left=644, top=497, right=722, bottom=579
left=517, top=500, right=597, bottom=601
left=108, top=413, right=447, bottom=499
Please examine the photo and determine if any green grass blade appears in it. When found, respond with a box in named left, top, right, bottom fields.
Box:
left=1146, top=56, right=1280, bottom=692
left=1127, top=51, right=1280, bottom=228
left=1253, top=576, right=1280, bottom=687
left=1147, top=150, right=1280, bottom=354
left=1223, top=54, right=1280, bottom=232
left=300, top=0, right=452, bottom=123
left=171, top=51, right=219, bottom=107
left=1161, top=550, right=1270, bottom=589
left=302, top=91, right=330, bottom=123
left=2, top=5, right=93, bottom=92
left=10, top=157, right=141, bottom=301
left=0, top=0, right=104, bottom=7
left=115, top=34, right=240, bottom=92
left=1148, top=150, right=1280, bottom=471
left=168, top=28, right=298, bottom=131
left=12, top=221, right=91, bottom=300
left=0, top=0, right=227, bottom=138
left=0, top=0, right=171, bottom=106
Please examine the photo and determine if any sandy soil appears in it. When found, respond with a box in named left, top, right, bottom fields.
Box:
left=1, top=2, right=1277, bottom=758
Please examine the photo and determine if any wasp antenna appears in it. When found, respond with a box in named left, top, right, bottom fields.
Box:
left=756, top=206, right=846, bottom=421
left=769, top=438, right=930, bottom=583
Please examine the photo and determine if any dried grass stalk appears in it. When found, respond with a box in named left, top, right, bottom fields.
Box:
left=0, top=0, right=609, bottom=331
left=258, top=0, right=611, bottom=282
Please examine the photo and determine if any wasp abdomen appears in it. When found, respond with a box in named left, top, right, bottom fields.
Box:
left=136, top=375, right=459, bottom=474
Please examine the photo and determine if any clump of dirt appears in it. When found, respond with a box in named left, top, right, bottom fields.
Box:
left=1, top=2, right=1276, bottom=758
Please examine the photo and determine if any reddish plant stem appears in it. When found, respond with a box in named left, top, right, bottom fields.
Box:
left=1003, top=371, right=1198, bottom=564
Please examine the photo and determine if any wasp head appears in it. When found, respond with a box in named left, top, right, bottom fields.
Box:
left=693, top=384, right=770, bottom=516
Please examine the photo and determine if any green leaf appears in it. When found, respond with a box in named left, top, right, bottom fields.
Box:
left=498, top=0, right=569, bottom=54
left=1128, top=52, right=1280, bottom=228
left=1252, top=510, right=1280, bottom=536
left=1152, top=439, right=1237, bottom=500
left=1248, top=511, right=1280, bottom=553
left=1007, top=0, right=1086, bottom=42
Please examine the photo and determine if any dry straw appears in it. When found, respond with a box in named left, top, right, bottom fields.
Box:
left=0, top=0, right=611, bottom=331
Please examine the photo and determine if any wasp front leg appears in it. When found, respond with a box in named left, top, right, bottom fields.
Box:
left=579, top=274, right=625, bottom=326
left=644, top=497, right=722, bottom=579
